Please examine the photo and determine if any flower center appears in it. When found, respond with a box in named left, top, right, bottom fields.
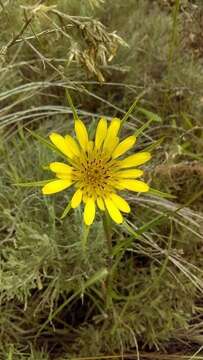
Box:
left=73, top=150, right=118, bottom=197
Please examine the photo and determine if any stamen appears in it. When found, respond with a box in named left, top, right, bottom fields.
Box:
left=71, top=147, right=119, bottom=197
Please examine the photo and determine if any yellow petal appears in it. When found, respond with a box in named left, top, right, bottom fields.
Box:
left=104, top=197, right=123, bottom=224
left=49, top=133, right=74, bottom=158
left=111, top=136, right=120, bottom=154
left=118, top=179, right=149, bottom=192
left=118, top=152, right=151, bottom=168
left=87, top=140, right=94, bottom=152
left=116, top=169, right=144, bottom=178
left=95, top=118, right=107, bottom=149
left=103, top=136, right=120, bottom=155
left=65, top=135, right=80, bottom=157
left=110, top=193, right=130, bottom=213
left=49, top=162, right=73, bottom=174
left=112, top=135, right=136, bottom=159
left=56, top=173, right=72, bottom=179
left=103, top=118, right=121, bottom=152
left=84, top=198, right=96, bottom=225
left=114, top=183, right=125, bottom=190
left=75, top=119, right=88, bottom=150
left=71, top=189, right=83, bottom=208
left=97, top=197, right=105, bottom=211
left=82, top=194, right=88, bottom=203
left=108, top=118, right=121, bottom=135
left=42, top=179, right=72, bottom=195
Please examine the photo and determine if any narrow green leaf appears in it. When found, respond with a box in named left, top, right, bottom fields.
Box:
left=122, top=221, right=140, bottom=238
left=82, top=224, right=90, bottom=252
left=84, top=268, right=108, bottom=289
left=112, top=238, right=131, bottom=257
left=137, top=107, right=162, bottom=122
left=123, top=214, right=166, bottom=238
left=148, top=187, right=176, bottom=199
left=136, top=214, right=166, bottom=234
left=65, top=89, right=79, bottom=122
left=60, top=201, right=71, bottom=219
left=26, top=128, right=55, bottom=150
left=14, top=179, right=52, bottom=187
left=134, top=118, right=154, bottom=137
left=121, top=89, right=147, bottom=127
left=144, top=137, right=164, bottom=152
left=26, top=128, right=67, bottom=160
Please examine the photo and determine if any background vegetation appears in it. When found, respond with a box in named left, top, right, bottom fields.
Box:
left=0, top=0, right=203, bottom=359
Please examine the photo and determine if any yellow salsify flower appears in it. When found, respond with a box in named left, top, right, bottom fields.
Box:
left=42, top=117, right=151, bottom=226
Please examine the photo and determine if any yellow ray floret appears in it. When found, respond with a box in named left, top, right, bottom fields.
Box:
left=97, top=197, right=105, bottom=211
left=71, top=189, right=83, bottom=208
left=65, top=135, right=80, bottom=157
left=84, top=198, right=96, bottom=226
left=95, top=118, right=107, bottom=149
left=42, top=117, right=151, bottom=225
left=118, top=152, right=151, bottom=168
left=112, top=135, right=136, bottom=159
left=119, top=179, right=149, bottom=192
left=104, top=197, right=123, bottom=224
left=49, top=133, right=74, bottom=159
left=103, top=118, right=121, bottom=152
left=75, top=119, right=88, bottom=150
left=116, top=169, right=144, bottom=178
left=42, top=179, right=72, bottom=194
left=49, top=162, right=73, bottom=174
left=56, top=173, right=72, bottom=179
left=110, top=193, right=130, bottom=213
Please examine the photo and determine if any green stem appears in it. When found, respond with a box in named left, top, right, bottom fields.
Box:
left=82, top=224, right=90, bottom=254
left=102, top=213, right=113, bottom=309
left=103, top=213, right=112, bottom=268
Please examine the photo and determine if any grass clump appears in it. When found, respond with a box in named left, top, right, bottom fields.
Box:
left=1, top=0, right=203, bottom=359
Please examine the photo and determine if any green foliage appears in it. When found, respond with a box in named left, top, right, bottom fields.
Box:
left=1, top=0, right=203, bottom=359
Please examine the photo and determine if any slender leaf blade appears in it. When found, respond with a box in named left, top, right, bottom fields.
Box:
left=148, top=187, right=176, bottom=199
left=14, top=179, right=53, bottom=187
left=26, top=128, right=67, bottom=160
left=60, top=201, right=72, bottom=219
left=65, top=89, right=79, bottom=122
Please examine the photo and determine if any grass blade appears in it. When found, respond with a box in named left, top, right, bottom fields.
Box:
left=148, top=188, right=176, bottom=199
left=65, top=89, right=79, bottom=122
left=60, top=201, right=72, bottom=219
left=26, top=128, right=68, bottom=160
left=14, top=179, right=52, bottom=187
